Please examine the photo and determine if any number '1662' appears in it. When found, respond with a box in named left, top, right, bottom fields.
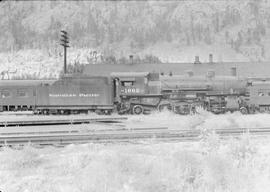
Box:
left=123, top=88, right=140, bottom=93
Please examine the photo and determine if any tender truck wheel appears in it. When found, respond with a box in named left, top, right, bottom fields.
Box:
left=133, top=105, right=144, bottom=115
left=240, top=107, right=248, bottom=114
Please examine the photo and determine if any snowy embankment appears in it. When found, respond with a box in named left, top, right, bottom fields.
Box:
left=126, top=110, right=270, bottom=130
left=1, top=112, right=270, bottom=192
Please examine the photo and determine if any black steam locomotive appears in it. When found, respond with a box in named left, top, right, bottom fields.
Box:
left=0, top=71, right=269, bottom=115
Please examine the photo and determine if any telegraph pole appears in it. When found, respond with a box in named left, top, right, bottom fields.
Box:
left=60, top=30, right=70, bottom=74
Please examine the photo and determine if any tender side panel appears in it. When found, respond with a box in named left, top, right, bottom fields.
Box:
left=36, top=77, right=113, bottom=109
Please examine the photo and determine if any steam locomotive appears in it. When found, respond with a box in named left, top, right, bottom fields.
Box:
left=0, top=71, right=269, bottom=115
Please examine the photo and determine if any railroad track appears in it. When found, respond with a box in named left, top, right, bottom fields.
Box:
left=0, top=128, right=197, bottom=146
left=0, top=117, right=127, bottom=127
left=1, top=125, right=270, bottom=146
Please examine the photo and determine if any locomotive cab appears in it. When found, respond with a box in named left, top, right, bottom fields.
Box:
left=111, top=72, right=162, bottom=114
left=111, top=72, right=160, bottom=96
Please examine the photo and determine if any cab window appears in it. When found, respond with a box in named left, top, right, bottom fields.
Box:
left=121, top=81, right=134, bottom=87
left=258, top=89, right=270, bottom=96
left=258, top=92, right=264, bottom=96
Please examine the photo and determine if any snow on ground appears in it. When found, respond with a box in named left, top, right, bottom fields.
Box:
left=126, top=110, right=270, bottom=130
left=3, top=110, right=270, bottom=131
left=1, top=112, right=270, bottom=192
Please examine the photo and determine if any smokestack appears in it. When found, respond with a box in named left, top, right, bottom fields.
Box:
left=230, top=67, right=237, bottom=76
left=194, top=56, right=201, bottom=64
left=209, top=54, right=213, bottom=64
left=129, top=55, right=134, bottom=64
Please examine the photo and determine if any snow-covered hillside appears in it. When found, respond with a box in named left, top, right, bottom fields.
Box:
left=1, top=0, right=270, bottom=78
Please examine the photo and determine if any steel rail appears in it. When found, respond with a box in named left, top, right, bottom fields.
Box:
left=1, top=126, right=270, bottom=146
left=0, top=117, right=127, bottom=127
left=0, top=131, right=197, bottom=146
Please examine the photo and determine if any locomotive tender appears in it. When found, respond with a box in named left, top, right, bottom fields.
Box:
left=0, top=71, right=270, bottom=115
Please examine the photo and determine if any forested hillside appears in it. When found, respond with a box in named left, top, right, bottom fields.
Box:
left=0, top=0, right=270, bottom=78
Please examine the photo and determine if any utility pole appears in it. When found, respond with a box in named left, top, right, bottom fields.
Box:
left=60, top=30, right=70, bottom=74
